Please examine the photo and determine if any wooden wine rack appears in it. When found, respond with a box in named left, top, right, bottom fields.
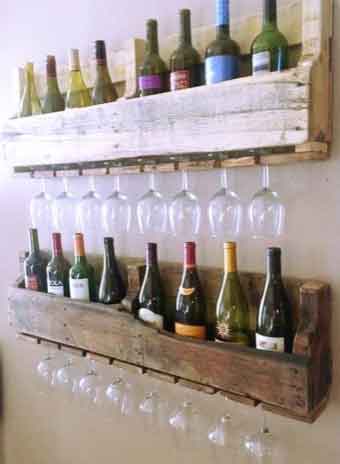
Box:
left=8, top=258, right=332, bottom=423
left=0, top=0, right=333, bottom=177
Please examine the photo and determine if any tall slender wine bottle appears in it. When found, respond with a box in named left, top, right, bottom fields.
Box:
left=46, top=233, right=70, bottom=297
left=216, top=242, right=250, bottom=345
left=251, top=0, right=288, bottom=75
left=256, top=248, right=293, bottom=353
left=24, top=228, right=47, bottom=292
left=170, top=9, right=201, bottom=91
left=205, top=0, right=240, bottom=84
left=19, top=62, right=42, bottom=117
left=139, top=19, right=167, bottom=96
left=138, top=243, right=165, bottom=330
left=92, top=40, right=118, bottom=105
left=98, top=237, right=126, bottom=304
left=66, top=49, right=92, bottom=108
left=175, top=242, right=207, bottom=339
left=42, top=55, right=65, bottom=114
left=69, top=233, right=96, bottom=301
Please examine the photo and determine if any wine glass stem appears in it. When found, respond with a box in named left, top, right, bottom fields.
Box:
left=262, top=166, right=270, bottom=190
left=182, top=170, right=189, bottom=191
left=222, top=168, right=229, bottom=189
left=114, top=175, right=120, bottom=193
left=41, top=178, right=47, bottom=194
left=261, top=406, right=269, bottom=433
left=149, top=172, right=156, bottom=191
left=89, top=176, right=96, bottom=192
left=63, top=177, right=69, bottom=194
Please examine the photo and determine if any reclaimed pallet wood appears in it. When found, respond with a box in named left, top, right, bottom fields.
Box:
left=8, top=258, right=332, bottom=423
left=1, top=0, right=332, bottom=177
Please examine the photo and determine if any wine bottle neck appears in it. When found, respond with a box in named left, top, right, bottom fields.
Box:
left=104, top=240, right=116, bottom=268
left=263, top=0, right=277, bottom=29
left=146, top=243, right=159, bottom=268
left=216, top=0, right=230, bottom=29
left=179, top=10, right=192, bottom=46
left=52, top=234, right=63, bottom=258
left=146, top=20, right=159, bottom=55
left=46, top=76, right=60, bottom=92
left=224, top=245, right=237, bottom=274
left=184, top=243, right=196, bottom=269
left=266, top=255, right=282, bottom=278
left=74, top=235, right=86, bottom=263
left=29, top=229, right=40, bottom=254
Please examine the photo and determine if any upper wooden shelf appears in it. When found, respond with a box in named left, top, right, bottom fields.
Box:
left=1, top=0, right=333, bottom=177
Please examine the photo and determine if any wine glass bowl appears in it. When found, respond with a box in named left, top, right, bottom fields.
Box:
left=137, top=173, right=167, bottom=237
left=52, top=178, right=78, bottom=251
left=102, top=176, right=131, bottom=236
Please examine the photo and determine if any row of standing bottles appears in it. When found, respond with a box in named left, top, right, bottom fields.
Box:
left=24, top=229, right=293, bottom=354
left=19, top=0, right=288, bottom=116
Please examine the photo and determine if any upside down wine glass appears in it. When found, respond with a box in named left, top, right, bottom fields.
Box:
left=30, top=179, right=54, bottom=249
left=52, top=178, right=78, bottom=251
left=248, top=166, right=285, bottom=239
left=102, top=176, right=131, bottom=237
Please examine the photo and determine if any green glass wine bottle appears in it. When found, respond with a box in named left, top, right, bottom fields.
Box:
left=24, top=228, right=47, bottom=292
left=98, top=237, right=126, bottom=304
left=170, top=9, right=201, bottom=91
left=138, top=243, right=165, bottom=330
left=92, top=40, right=118, bottom=105
left=69, top=233, right=96, bottom=302
left=42, top=55, right=65, bottom=114
left=216, top=242, right=250, bottom=345
left=19, top=62, right=42, bottom=117
left=251, top=0, right=288, bottom=75
left=139, top=19, right=167, bottom=96
left=175, top=242, right=207, bottom=340
left=66, top=49, right=92, bottom=108
left=205, top=0, right=240, bottom=84
left=46, top=233, right=70, bottom=297
left=256, top=248, right=293, bottom=353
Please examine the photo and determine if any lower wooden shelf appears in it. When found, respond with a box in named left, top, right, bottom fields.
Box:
left=8, top=259, right=332, bottom=423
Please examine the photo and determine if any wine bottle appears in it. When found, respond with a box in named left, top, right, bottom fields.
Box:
left=256, top=248, right=293, bottom=353
left=98, top=237, right=126, bottom=304
left=251, top=0, right=288, bottom=75
left=42, top=55, right=65, bottom=114
left=139, top=19, right=167, bottom=96
left=175, top=242, right=207, bottom=339
left=46, top=233, right=70, bottom=297
left=92, top=40, right=118, bottom=105
left=170, top=9, right=201, bottom=91
left=205, top=0, right=240, bottom=84
left=24, top=228, right=47, bottom=292
left=66, top=49, right=92, bottom=109
left=19, top=62, right=42, bottom=117
left=138, top=243, right=165, bottom=330
left=69, top=233, right=96, bottom=301
left=216, top=242, right=250, bottom=345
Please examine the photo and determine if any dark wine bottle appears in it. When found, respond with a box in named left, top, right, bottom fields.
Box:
left=139, top=19, right=167, bottom=96
left=138, top=243, right=165, bottom=330
left=46, top=233, right=70, bottom=297
left=251, top=0, right=288, bottom=75
left=92, top=40, right=118, bottom=105
left=42, top=55, right=65, bottom=114
left=216, top=242, right=250, bottom=345
left=170, top=9, right=201, bottom=91
left=69, top=233, right=96, bottom=302
left=24, top=228, right=47, bottom=292
left=256, top=248, right=293, bottom=353
left=205, top=0, right=240, bottom=84
left=98, top=237, right=126, bottom=304
left=175, top=242, right=207, bottom=339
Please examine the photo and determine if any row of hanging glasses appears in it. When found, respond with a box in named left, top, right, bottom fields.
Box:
left=30, top=167, right=285, bottom=251
left=36, top=349, right=283, bottom=463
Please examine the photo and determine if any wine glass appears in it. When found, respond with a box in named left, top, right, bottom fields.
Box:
left=102, top=176, right=131, bottom=236
left=52, top=356, right=84, bottom=403
left=169, top=399, right=206, bottom=449
left=248, top=166, right=285, bottom=239
left=30, top=179, right=54, bottom=249
left=169, top=171, right=201, bottom=239
left=208, top=169, right=243, bottom=239
left=76, top=176, right=103, bottom=253
left=52, top=178, right=78, bottom=251
left=36, top=351, right=67, bottom=396
left=77, top=360, right=103, bottom=410
left=137, top=172, right=167, bottom=239
left=139, top=380, right=171, bottom=431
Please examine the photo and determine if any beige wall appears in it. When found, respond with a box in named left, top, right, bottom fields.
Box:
left=0, top=0, right=339, bottom=462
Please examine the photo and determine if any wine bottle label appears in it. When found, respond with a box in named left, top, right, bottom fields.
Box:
left=25, top=275, right=39, bottom=291
left=179, top=287, right=195, bottom=296
left=70, top=278, right=90, bottom=301
left=139, top=308, right=164, bottom=330
left=170, top=71, right=190, bottom=90
left=205, top=55, right=239, bottom=84
left=48, top=281, right=65, bottom=297
left=252, top=51, right=271, bottom=75
left=256, top=333, right=285, bottom=352
left=175, top=323, right=206, bottom=339
left=139, top=75, right=162, bottom=91
left=216, top=322, right=248, bottom=345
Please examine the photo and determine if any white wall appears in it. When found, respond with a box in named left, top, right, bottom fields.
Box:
left=0, top=0, right=339, bottom=463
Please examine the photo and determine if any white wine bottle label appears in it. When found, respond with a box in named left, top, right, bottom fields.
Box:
left=139, top=308, right=164, bottom=330
left=256, top=333, right=285, bottom=352
left=70, top=278, right=90, bottom=301
left=48, top=282, right=65, bottom=297
left=252, top=51, right=271, bottom=75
